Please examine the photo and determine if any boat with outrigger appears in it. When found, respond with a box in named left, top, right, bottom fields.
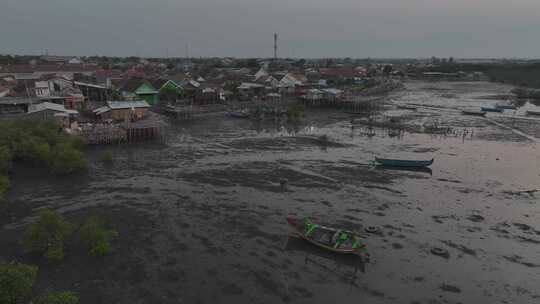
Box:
left=286, top=217, right=366, bottom=255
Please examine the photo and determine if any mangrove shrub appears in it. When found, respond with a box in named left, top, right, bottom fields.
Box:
left=22, top=209, right=73, bottom=262
left=0, top=261, right=38, bottom=304
left=80, top=217, right=119, bottom=257
left=36, top=291, right=79, bottom=304
left=0, top=119, right=87, bottom=199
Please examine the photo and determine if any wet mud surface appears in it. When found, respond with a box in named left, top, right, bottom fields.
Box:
left=1, top=81, right=540, bottom=303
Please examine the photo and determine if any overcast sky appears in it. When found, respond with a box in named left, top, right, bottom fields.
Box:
left=1, top=0, right=539, bottom=58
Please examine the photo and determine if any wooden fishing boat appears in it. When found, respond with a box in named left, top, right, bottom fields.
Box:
left=396, top=104, right=418, bottom=110
left=375, top=157, right=434, bottom=168
left=462, top=110, right=487, bottom=116
left=375, top=165, right=433, bottom=175
left=286, top=217, right=366, bottom=254
left=495, top=104, right=516, bottom=110
left=285, top=236, right=366, bottom=270
left=226, top=110, right=250, bottom=118
left=480, top=106, right=503, bottom=113
left=527, top=110, right=540, bottom=116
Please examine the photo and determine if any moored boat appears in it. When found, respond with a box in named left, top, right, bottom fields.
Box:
left=496, top=104, right=517, bottom=110
left=286, top=217, right=366, bottom=254
left=526, top=110, right=540, bottom=116
left=462, top=110, right=487, bottom=116
left=396, top=105, right=418, bottom=110
left=375, top=157, right=434, bottom=168
left=226, top=110, right=250, bottom=118
left=480, top=106, right=503, bottom=113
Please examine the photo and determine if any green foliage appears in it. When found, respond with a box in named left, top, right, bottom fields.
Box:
left=80, top=217, right=118, bottom=257
left=0, top=175, right=10, bottom=200
left=101, top=150, right=114, bottom=163
left=0, top=261, right=38, bottom=304
left=0, top=119, right=87, bottom=195
left=22, top=209, right=73, bottom=262
left=47, top=143, right=87, bottom=174
left=287, top=104, right=305, bottom=121
left=36, top=291, right=79, bottom=304
left=0, top=146, right=12, bottom=174
left=159, top=84, right=183, bottom=103
left=109, top=90, right=123, bottom=101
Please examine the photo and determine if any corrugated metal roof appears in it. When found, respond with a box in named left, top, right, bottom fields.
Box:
left=93, top=106, right=111, bottom=115
left=27, top=102, right=78, bottom=114
left=107, top=100, right=150, bottom=110
left=0, top=98, right=36, bottom=105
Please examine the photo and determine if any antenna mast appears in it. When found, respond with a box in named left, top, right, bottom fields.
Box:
left=273, top=33, right=278, bottom=60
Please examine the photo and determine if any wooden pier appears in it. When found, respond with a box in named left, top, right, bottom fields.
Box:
left=301, top=94, right=384, bottom=113
left=81, top=115, right=166, bottom=145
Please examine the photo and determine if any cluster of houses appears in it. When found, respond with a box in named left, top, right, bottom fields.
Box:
left=0, top=55, right=407, bottom=127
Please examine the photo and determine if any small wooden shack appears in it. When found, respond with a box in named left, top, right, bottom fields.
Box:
left=93, top=100, right=150, bottom=122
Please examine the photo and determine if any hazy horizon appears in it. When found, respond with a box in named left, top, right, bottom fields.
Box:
left=2, top=0, right=539, bottom=58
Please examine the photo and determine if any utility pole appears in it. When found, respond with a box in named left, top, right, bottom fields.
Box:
left=274, top=33, right=278, bottom=60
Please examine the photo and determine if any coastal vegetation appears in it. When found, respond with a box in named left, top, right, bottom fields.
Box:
left=287, top=104, right=305, bottom=120
left=22, top=209, right=119, bottom=260
left=36, top=291, right=79, bottom=304
left=0, top=261, right=37, bottom=304
left=80, top=217, right=119, bottom=257
left=22, top=209, right=74, bottom=262
left=421, top=62, right=540, bottom=89
left=100, top=150, right=114, bottom=163
left=0, top=119, right=87, bottom=199
left=0, top=261, right=79, bottom=304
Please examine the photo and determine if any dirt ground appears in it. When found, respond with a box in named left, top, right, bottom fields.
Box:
left=1, top=81, right=539, bottom=304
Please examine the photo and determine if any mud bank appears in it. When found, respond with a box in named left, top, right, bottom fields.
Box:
left=1, top=81, right=539, bottom=304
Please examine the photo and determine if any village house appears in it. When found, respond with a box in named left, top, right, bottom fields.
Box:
left=319, top=67, right=364, bottom=84
left=27, top=101, right=79, bottom=125
left=133, top=83, right=159, bottom=106
left=93, top=100, right=150, bottom=122
left=305, top=88, right=324, bottom=100
left=34, top=80, right=53, bottom=97
left=73, top=81, right=107, bottom=102
left=33, top=78, right=86, bottom=109
left=0, top=64, right=95, bottom=80
left=95, top=69, right=123, bottom=88
left=152, top=79, right=184, bottom=103
left=119, top=80, right=159, bottom=106
left=279, top=73, right=308, bottom=96
left=237, top=82, right=265, bottom=100
left=194, top=86, right=221, bottom=104
left=0, top=98, right=35, bottom=115
left=0, top=86, right=9, bottom=98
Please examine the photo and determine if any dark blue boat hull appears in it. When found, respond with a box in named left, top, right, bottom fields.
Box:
left=375, top=157, right=434, bottom=168
left=481, top=107, right=503, bottom=113
left=496, top=105, right=516, bottom=110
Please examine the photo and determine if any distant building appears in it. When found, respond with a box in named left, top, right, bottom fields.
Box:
left=120, top=80, right=159, bottom=106
left=134, top=83, right=159, bottom=106
left=68, top=57, right=82, bottom=65
left=237, top=82, right=265, bottom=99
left=93, top=100, right=150, bottom=122
left=0, top=98, right=35, bottom=115
left=34, top=81, right=53, bottom=97
left=27, top=101, right=78, bottom=121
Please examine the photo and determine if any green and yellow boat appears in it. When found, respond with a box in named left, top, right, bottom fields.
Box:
left=286, top=217, right=366, bottom=254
